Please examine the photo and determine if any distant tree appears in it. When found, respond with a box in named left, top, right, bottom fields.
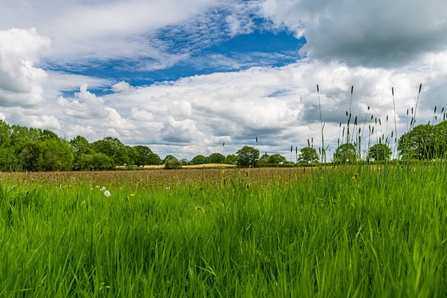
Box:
left=181, top=158, right=189, bottom=165
left=190, top=155, right=209, bottom=165
left=225, top=154, right=238, bottom=165
left=38, top=138, right=73, bottom=171
left=76, top=154, right=95, bottom=171
left=0, top=147, right=18, bottom=171
left=236, top=146, right=260, bottom=167
left=297, top=147, right=319, bottom=165
left=133, top=145, right=161, bottom=166
left=268, top=153, right=287, bottom=164
left=70, top=136, right=94, bottom=155
left=163, top=155, right=178, bottom=164
left=164, top=158, right=182, bottom=169
left=17, top=142, right=42, bottom=171
left=92, top=153, right=115, bottom=170
left=125, top=146, right=138, bottom=165
left=397, top=122, right=447, bottom=160
left=208, top=152, right=225, bottom=163
left=0, top=120, right=11, bottom=148
left=368, top=144, right=392, bottom=161
left=91, top=137, right=129, bottom=165
left=333, top=143, right=357, bottom=163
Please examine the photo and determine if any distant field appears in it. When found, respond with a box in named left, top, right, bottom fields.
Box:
left=142, top=163, right=236, bottom=169
left=1, top=164, right=446, bottom=296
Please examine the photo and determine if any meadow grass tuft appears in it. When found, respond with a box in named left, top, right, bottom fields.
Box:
left=1, top=166, right=447, bottom=297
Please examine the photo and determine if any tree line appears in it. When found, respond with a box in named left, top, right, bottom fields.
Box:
left=0, top=119, right=444, bottom=171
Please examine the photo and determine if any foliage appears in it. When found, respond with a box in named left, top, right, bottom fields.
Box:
left=92, top=153, right=115, bottom=170
left=164, top=158, right=183, bottom=169
left=133, top=145, right=161, bottom=166
left=333, top=143, right=357, bottom=163
left=398, top=122, right=447, bottom=160
left=297, top=147, right=319, bottom=164
left=236, top=146, right=260, bottom=167
left=225, top=154, right=238, bottom=164
left=190, top=155, right=209, bottom=165
left=91, top=137, right=129, bottom=166
left=268, top=153, right=287, bottom=164
left=368, top=143, right=392, bottom=161
left=208, top=152, right=225, bottom=163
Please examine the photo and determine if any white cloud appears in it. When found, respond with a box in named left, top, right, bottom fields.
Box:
left=259, top=0, right=447, bottom=68
left=58, top=84, right=109, bottom=119
left=160, top=116, right=205, bottom=143
left=0, top=28, right=51, bottom=107
left=0, top=0, right=219, bottom=65
left=225, top=14, right=253, bottom=37
left=130, top=107, right=154, bottom=121
left=112, top=81, right=131, bottom=93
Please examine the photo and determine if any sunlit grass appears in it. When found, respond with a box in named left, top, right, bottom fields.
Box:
left=1, top=166, right=446, bottom=297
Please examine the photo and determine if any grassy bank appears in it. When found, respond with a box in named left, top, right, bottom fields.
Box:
left=1, top=165, right=446, bottom=297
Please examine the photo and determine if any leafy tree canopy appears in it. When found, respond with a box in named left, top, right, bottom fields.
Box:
left=333, top=143, right=357, bottom=163
left=397, top=122, right=447, bottom=160
left=268, top=153, right=287, bottom=164
left=190, top=155, right=209, bottom=165
left=297, top=147, right=319, bottom=165
left=236, top=146, right=260, bottom=167
left=368, top=143, right=392, bottom=161
left=208, top=152, right=225, bottom=164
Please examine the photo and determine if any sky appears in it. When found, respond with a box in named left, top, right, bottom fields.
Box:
left=1, top=0, right=447, bottom=161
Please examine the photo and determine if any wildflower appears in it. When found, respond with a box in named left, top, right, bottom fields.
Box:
left=130, top=193, right=135, bottom=197
left=352, top=173, right=358, bottom=179
left=100, top=186, right=106, bottom=191
left=104, top=190, right=111, bottom=197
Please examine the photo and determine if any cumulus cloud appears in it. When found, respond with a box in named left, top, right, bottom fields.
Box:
left=0, top=27, right=51, bottom=107
left=112, top=81, right=131, bottom=93
left=130, top=107, right=155, bottom=121
left=260, top=0, right=447, bottom=68
left=58, top=84, right=109, bottom=119
left=160, top=116, right=205, bottom=143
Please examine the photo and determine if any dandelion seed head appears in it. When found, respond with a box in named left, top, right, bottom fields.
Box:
left=104, top=190, right=111, bottom=197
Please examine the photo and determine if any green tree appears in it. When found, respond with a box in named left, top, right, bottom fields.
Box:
left=268, top=153, right=287, bottom=164
left=163, top=155, right=178, bottom=164
left=333, top=143, right=357, bottom=163
left=225, top=154, right=238, bottom=165
left=297, top=147, right=319, bottom=165
left=190, top=155, right=209, bottom=165
left=91, top=137, right=129, bottom=166
left=0, top=120, right=11, bottom=148
left=208, top=152, right=225, bottom=163
left=397, top=122, right=447, bottom=160
left=368, top=143, right=392, bottom=161
left=164, top=157, right=182, bottom=169
left=92, top=153, right=115, bottom=170
left=17, top=142, right=42, bottom=171
left=0, top=147, right=18, bottom=171
left=133, top=145, right=161, bottom=166
left=236, top=146, right=260, bottom=167
left=39, top=138, right=73, bottom=171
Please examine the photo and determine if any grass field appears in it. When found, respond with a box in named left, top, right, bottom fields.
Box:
left=1, top=164, right=447, bottom=297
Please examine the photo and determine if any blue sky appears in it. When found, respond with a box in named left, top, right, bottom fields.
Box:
left=1, top=0, right=447, bottom=160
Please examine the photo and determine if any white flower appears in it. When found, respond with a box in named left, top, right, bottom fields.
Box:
left=100, top=186, right=107, bottom=191
left=104, top=190, right=111, bottom=197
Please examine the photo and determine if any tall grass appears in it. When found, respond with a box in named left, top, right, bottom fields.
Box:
left=1, top=166, right=447, bottom=297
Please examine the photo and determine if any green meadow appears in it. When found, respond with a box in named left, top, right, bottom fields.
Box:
left=1, top=165, right=447, bottom=297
